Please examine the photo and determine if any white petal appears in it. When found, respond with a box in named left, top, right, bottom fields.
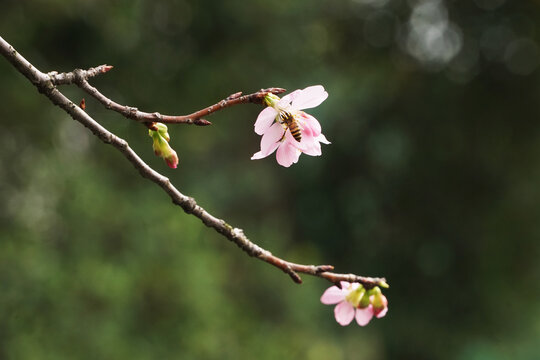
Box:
left=254, top=107, right=278, bottom=135
left=251, top=142, right=280, bottom=160
left=251, top=151, right=266, bottom=160
left=291, top=85, right=328, bottom=110
left=316, top=133, right=331, bottom=144
left=320, top=286, right=346, bottom=305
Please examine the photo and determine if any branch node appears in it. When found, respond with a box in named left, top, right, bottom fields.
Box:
left=145, top=122, right=158, bottom=130
left=317, top=265, right=334, bottom=273
left=160, top=177, right=171, bottom=187
left=118, top=138, right=128, bottom=148
left=73, top=68, right=85, bottom=84
left=232, top=227, right=245, bottom=238
left=194, top=119, right=212, bottom=126
left=285, top=266, right=302, bottom=284
left=183, top=197, right=197, bottom=214
left=226, top=91, right=242, bottom=100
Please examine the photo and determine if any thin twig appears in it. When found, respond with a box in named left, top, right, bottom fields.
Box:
left=47, top=64, right=114, bottom=85
left=48, top=66, right=286, bottom=126
left=0, top=35, right=388, bottom=289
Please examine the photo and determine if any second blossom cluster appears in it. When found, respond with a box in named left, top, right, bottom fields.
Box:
left=321, top=282, right=388, bottom=326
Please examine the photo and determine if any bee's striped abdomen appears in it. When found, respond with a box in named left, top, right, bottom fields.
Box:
left=279, top=111, right=302, bottom=142
left=288, top=122, right=302, bottom=142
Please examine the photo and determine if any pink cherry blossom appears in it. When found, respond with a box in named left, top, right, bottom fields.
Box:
left=251, top=85, right=330, bottom=167
left=320, top=282, right=388, bottom=326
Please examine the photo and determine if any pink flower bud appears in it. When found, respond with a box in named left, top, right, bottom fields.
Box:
left=369, top=287, right=389, bottom=319
left=165, top=149, right=179, bottom=169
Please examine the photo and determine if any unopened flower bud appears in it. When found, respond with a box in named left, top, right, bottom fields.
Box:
left=154, top=122, right=170, bottom=141
left=148, top=123, right=178, bottom=169
left=164, top=150, right=179, bottom=169
left=102, top=65, right=114, bottom=73
left=369, top=286, right=388, bottom=318
left=358, top=289, right=371, bottom=309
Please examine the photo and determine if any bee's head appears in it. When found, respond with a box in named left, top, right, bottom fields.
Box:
left=279, top=111, right=293, bottom=123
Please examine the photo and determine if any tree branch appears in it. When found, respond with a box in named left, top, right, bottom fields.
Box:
left=47, top=64, right=114, bottom=85
left=0, top=35, right=388, bottom=289
left=47, top=65, right=286, bottom=126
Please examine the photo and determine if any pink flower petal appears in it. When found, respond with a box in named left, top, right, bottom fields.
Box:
left=300, top=113, right=322, bottom=137
left=283, top=129, right=305, bottom=151
left=334, top=301, right=355, bottom=326
left=278, top=89, right=301, bottom=108
left=260, top=123, right=285, bottom=155
left=276, top=140, right=300, bottom=167
left=348, top=282, right=361, bottom=291
left=301, top=138, right=322, bottom=157
left=340, top=281, right=352, bottom=289
left=254, top=107, right=278, bottom=135
left=282, top=119, right=328, bottom=157
left=286, top=129, right=321, bottom=157
left=291, top=85, right=328, bottom=110
left=355, top=305, right=374, bottom=326
left=375, top=306, right=388, bottom=319
left=321, top=286, right=346, bottom=305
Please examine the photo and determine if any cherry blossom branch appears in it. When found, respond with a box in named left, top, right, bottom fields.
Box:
left=0, top=35, right=388, bottom=289
left=46, top=66, right=286, bottom=126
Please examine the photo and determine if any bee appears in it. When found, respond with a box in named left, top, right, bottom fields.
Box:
left=279, top=111, right=302, bottom=142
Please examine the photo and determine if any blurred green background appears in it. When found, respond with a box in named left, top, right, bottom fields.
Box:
left=1, top=0, right=540, bottom=359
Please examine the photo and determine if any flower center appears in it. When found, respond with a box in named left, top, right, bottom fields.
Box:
left=345, top=287, right=365, bottom=308
left=263, top=93, right=280, bottom=108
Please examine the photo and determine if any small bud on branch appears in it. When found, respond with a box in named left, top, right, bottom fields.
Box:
left=101, top=65, right=113, bottom=73
left=149, top=122, right=178, bottom=169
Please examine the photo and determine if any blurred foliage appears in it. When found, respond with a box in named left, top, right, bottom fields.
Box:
left=1, top=0, right=540, bottom=359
